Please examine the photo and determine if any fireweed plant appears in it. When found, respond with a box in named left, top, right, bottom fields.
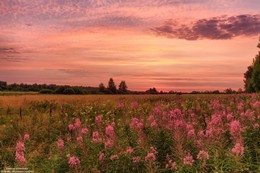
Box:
left=0, top=94, right=259, bottom=172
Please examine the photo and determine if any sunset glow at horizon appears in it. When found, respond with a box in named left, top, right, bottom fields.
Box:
left=1, top=0, right=260, bottom=91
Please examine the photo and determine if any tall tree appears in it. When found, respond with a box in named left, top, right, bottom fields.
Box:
left=118, top=81, right=128, bottom=94
left=98, top=83, right=105, bottom=93
left=244, top=66, right=254, bottom=92
left=244, top=38, right=260, bottom=92
left=252, top=64, right=260, bottom=92
left=107, top=78, right=117, bottom=94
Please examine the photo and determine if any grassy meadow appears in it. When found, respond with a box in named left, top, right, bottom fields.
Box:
left=0, top=93, right=259, bottom=172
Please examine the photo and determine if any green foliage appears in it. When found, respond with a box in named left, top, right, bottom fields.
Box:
left=252, top=64, right=260, bottom=92
left=63, top=88, right=76, bottom=95
left=244, top=38, right=260, bottom=92
left=39, top=89, right=54, bottom=94
left=149, top=129, right=173, bottom=167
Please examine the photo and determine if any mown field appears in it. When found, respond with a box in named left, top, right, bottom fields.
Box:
left=0, top=94, right=259, bottom=173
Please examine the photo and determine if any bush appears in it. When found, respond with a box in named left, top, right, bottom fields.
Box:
left=39, top=89, right=54, bottom=94
left=63, top=88, right=75, bottom=95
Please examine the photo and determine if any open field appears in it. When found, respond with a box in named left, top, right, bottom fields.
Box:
left=0, top=94, right=259, bottom=172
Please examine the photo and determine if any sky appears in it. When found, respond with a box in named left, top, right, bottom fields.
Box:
left=1, top=0, right=260, bottom=92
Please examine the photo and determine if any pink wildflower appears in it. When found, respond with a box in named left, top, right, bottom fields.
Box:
left=74, top=118, right=81, bottom=129
left=166, top=160, right=177, bottom=170
left=92, top=131, right=102, bottom=142
left=110, top=154, right=118, bottom=161
left=187, top=129, right=195, bottom=138
left=171, top=162, right=177, bottom=169
left=205, top=128, right=213, bottom=138
left=253, top=123, right=259, bottom=129
left=253, top=101, right=260, bottom=108
left=15, top=151, right=26, bottom=163
left=151, top=121, right=157, bottom=128
left=131, top=101, right=138, bottom=109
left=77, top=136, right=83, bottom=144
left=210, top=114, right=222, bottom=126
left=58, top=138, right=64, bottom=150
left=98, top=152, right=105, bottom=161
left=226, top=114, right=234, bottom=121
left=117, top=102, right=125, bottom=109
left=24, top=133, right=30, bottom=141
left=196, top=140, right=203, bottom=148
left=232, top=143, right=244, bottom=156
left=105, top=125, right=115, bottom=138
left=126, top=147, right=134, bottom=154
left=241, top=109, right=255, bottom=122
left=67, top=136, right=72, bottom=142
left=145, top=152, right=156, bottom=161
left=169, top=108, right=182, bottom=120
left=68, top=156, right=80, bottom=168
left=230, top=120, right=241, bottom=137
left=148, top=115, right=155, bottom=122
left=111, top=121, right=116, bottom=127
left=237, top=103, right=244, bottom=111
left=104, top=139, right=114, bottom=149
left=81, top=128, right=88, bottom=135
left=150, top=147, right=158, bottom=154
left=16, top=141, right=25, bottom=152
left=15, top=141, right=26, bottom=163
left=154, top=107, right=162, bottom=115
left=68, top=124, right=75, bottom=131
left=198, top=130, right=205, bottom=138
left=137, top=122, right=144, bottom=129
left=130, top=118, right=144, bottom=131
left=93, top=131, right=99, bottom=138
left=197, top=150, right=209, bottom=160
left=132, top=157, right=141, bottom=163
left=183, top=153, right=194, bottom=166
left=95, top=115, right=102, bottom=124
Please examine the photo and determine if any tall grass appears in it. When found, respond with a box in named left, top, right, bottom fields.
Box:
left=0, top=94, right=259, bottom=172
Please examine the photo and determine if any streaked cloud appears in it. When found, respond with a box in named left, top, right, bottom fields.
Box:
left=151, top=14, right=260, bottom=40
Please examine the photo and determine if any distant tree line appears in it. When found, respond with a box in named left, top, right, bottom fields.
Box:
left=188, top=88, right=243, bottom=94
left=0, top=78, right=135, bottom=95
left=0, top=82, right=100, bottom=94
left=244, top=38, right=260, bottom=93
left=0, top=78, right=244, bottom=95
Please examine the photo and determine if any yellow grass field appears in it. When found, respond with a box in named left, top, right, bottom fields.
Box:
left=0, top=94, right=175, bottom=109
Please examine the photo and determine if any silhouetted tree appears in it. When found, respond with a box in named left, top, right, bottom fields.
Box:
left=0, top=81, right=7, bottom=90
left=107, top=78, right=117, bottom=94
left=212, top=90, right=220, bottom=94
left=118, top=81, right=128, bottom=94
left=146, top=87, right=158, bottom=94
left=237, top=88, right=243, bottom=93
left=99, top=83, right=105, bottom=93
left=244, top=38, right=260, bottom=92
left=225, top=88, right=235, bottom=94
